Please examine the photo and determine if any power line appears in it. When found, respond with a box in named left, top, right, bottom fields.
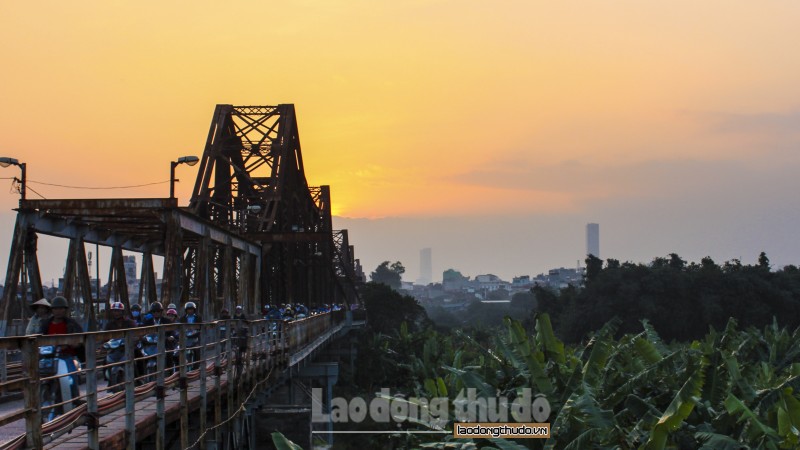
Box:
left=26, top=179, right=170, bottom=190
left=25, top=185, right=47, bottom=199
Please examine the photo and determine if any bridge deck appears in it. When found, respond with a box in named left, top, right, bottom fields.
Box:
left=0, top=310, right=363, bottom=450
left=46, top=378, right=230, bottom=450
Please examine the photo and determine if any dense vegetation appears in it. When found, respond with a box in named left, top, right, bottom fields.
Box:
left=317, top=258, right=800, bottom=449
left=348, top=313, right=800, bottom=449
left=539, top=253, right=800, bottom=343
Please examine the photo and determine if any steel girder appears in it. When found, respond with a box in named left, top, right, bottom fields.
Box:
left=188, top=105, right=360, bottom=308
left=0, top=200, right=262, bottom=335
left=1, top=104, right=361, bottom=336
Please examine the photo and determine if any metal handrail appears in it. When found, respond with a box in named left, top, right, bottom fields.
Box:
left=0, top=311, right=344, bottom=449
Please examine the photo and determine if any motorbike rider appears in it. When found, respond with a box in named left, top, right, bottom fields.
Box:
left=26, top=298, right=52, bottom=335
left=264, top=305, right=282, bottom=320
left=232, top=305, right=249, bottom=352
left=104, top=302, right=137, bottom=331
left=177, top=301, right=202, bottom=369
left=130, top=304, right=143, bottom=325
left=179, top=301, right=203, bottom=324
left=39, top=296, right=84, bottom=402
left=141, top=302, right=169, bottom=326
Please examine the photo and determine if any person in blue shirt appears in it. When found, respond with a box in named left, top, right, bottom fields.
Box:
left=179, top=301, right=203, bottom=324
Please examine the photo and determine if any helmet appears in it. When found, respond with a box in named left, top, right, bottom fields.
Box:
left=235, top=305, right=243, bottom=311
left=130, top=304, right=142, bottom=311
left=220, top=308, right=230, bottom=316
left=31, top=298, right=51, bottom=310
left=50, top=296, right=69, bottom=309
left=110, top=302, right=125, bottom=311
left=167, top=303, right=177, bottom=310
left=184, top=301, right=197, bottom=311
left=166, top=308, right=178, bottom=316
left=150, top=302, right=163, bottom=312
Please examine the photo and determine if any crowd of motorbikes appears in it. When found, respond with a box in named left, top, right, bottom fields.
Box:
left=36, top=302, right=343, bottom=423
left=102, top=328, right=203, bottom=392
left=38, top=327, right=219, bottom=422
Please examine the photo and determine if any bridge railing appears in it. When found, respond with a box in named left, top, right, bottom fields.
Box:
left=0, top=311, right=345, bottom=450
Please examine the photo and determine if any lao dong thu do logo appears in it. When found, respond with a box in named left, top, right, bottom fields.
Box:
left=312, top=388, right=550, bottom=427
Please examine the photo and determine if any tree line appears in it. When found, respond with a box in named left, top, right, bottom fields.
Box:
left=538, top=252, right=800, bottom=343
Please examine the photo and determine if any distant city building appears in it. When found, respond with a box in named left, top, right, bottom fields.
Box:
left=123, top=255, right=137, bottom=281
left=417, top=248, right=432, bottom=285
left=512, top=275, right=531, bottom=286
left=533, top=267, right=586, bottom=290
left=475, top=274, right=506, bottom=292
left=586, top=223, right=600, bottom=258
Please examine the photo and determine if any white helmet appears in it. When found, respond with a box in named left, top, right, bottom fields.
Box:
left=110, top=302, right=125, bottom=311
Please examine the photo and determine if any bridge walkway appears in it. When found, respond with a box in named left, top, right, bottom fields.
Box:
left=0, top=310, right=364, bottom=450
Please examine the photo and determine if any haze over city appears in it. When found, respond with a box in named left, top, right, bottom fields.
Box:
left=2, top=1, right=800, bottom=283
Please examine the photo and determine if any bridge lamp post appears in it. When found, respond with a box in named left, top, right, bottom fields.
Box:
left=170, top=156, right=199, bottom=200
left=0, top=157, right=26, bottom=200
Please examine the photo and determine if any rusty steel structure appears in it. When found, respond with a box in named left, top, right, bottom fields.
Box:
left=0, top=104, right=363, bottom=335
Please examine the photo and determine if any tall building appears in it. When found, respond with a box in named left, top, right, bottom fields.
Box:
left=586, top=223, right=600, bottom=258
left=123, top=255, right=138, bottom=281
left=418, top=248, right=432, bottom=285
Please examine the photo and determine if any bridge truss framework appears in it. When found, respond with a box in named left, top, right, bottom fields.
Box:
left=0, top=104, right=364, bottom=334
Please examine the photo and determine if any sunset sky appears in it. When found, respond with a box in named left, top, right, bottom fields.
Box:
left=2, top=1, right=800, bottom=284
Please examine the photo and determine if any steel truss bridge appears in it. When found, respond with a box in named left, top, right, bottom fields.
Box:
left=0, top=104, right=368, bottom=449
left=0, top=104, right=364, bottom=333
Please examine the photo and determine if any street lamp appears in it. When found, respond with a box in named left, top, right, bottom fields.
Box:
left=169, top=156, right=199, bottom=199
left=0, top=157, right=26, bottom=200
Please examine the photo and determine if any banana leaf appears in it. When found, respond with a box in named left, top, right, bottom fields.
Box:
left=695, top=431, right=748, bottom=450
left=271, top=432, right=304, bottom=450
left=724, top=393, right=779, bottom=441
left=535, top=313, right=566, bottom=365
left=643, top=357, right=707, bottom=450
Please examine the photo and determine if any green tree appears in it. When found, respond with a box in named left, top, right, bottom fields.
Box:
left=758, top=251, right=770, bottom=271
left=369, top=261, right=405, bottom=290
left=361, top=281, right=427, bottom=334
left=510, top=290, right=536, bottom=310
left=486, top=287, right=510, bottom=300
left=585, top=254, right=603, bottom=284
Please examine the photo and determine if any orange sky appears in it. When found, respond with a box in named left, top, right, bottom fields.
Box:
left=2, top=1, right=800, bottom=281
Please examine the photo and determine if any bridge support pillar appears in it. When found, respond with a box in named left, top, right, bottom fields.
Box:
left=299, top=362, right=339, bottom=446
left=254, top=362, right=339, bottom=449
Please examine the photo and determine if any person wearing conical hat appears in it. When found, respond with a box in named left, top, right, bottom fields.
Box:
left=26, top=298, right=52, bottom=335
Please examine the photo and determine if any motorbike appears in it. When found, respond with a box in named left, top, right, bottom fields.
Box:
left=102, top=338, right=127, bottom=392
left=39, top=345, right=81, bottom=423
left=173, top=328, right=201, bottom=371
left=137, top=334, right=160, bottom=382
left=219, top=322, right=228, bottom=340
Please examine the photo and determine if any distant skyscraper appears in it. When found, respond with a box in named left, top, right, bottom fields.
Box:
left=123, top=255, right=138, bottom=281
left=586, top=223, right=600, bottom=258
left=418, top=248, right=432, bottom=285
